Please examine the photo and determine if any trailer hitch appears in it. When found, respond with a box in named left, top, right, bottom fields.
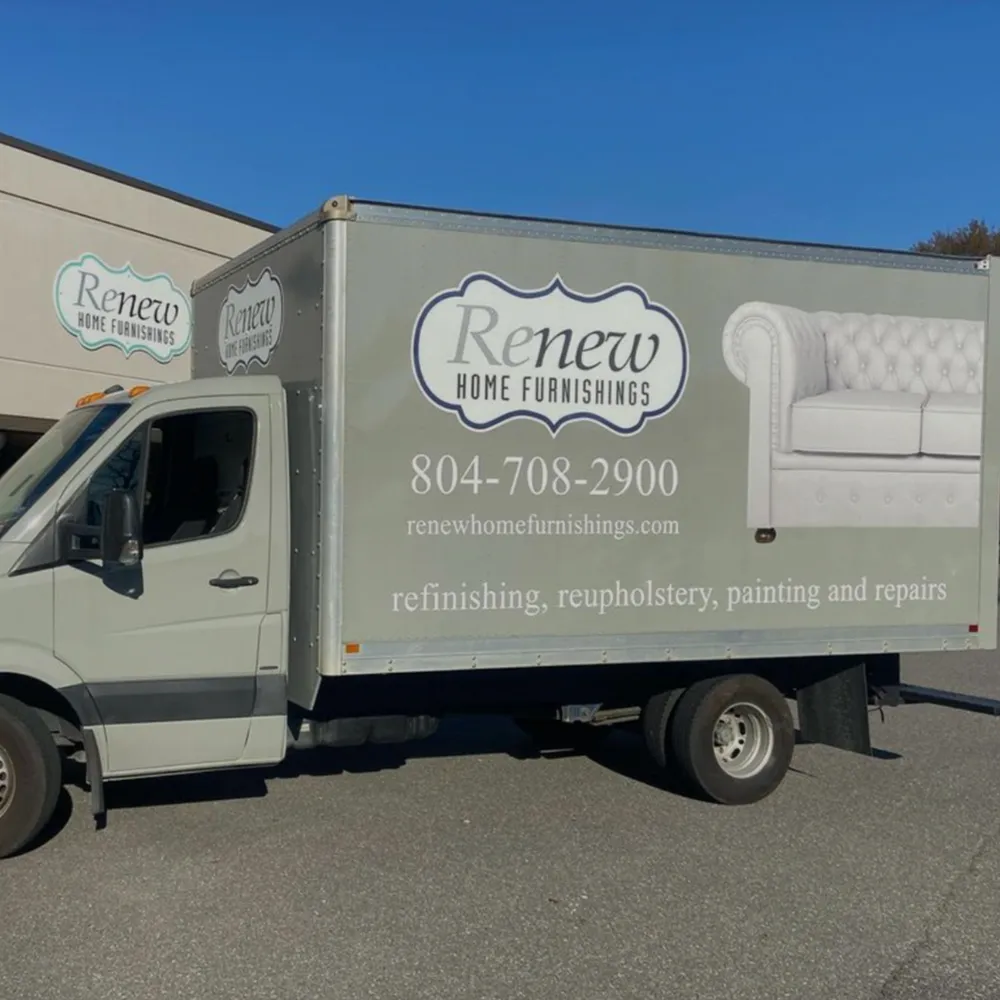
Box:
left=887, top=683, right=1000, bottom=717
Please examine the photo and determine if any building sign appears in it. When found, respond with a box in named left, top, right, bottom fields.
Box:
left=53, top=253, right=192, bottom=364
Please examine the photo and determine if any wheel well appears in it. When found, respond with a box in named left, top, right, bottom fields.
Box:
left=0, top=673, right=83, bottom=745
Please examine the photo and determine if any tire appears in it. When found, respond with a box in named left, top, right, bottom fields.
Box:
left=0, top=694, right=63, bottom=859
left=668, top=674, right=794, bottom=806
left=640, top=687, right=685, bottom=770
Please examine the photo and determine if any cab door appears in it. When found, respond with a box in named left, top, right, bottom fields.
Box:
left=53, top=392, right=280, bottom=778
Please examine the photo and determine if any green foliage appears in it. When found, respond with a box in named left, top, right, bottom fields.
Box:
left=911, top=218, right=1000, bottom=256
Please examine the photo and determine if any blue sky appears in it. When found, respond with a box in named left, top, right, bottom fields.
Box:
left=1, top=1, right=994, bottom=249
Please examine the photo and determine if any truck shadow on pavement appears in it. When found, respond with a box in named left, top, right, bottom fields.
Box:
left=46, top=714, right=901, bottom=839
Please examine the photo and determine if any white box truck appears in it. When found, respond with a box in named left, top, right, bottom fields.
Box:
left=1, top=195, right=997, bottom=857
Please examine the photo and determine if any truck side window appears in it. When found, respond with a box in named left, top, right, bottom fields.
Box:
left=80, top=429, right=146, bottom=551
left=142, top=408, right=255, bottom=547
left=82, top=407, right=255, bottom=549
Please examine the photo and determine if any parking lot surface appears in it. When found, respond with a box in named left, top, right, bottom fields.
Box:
left=4, top=651, right=1000, bottom=1000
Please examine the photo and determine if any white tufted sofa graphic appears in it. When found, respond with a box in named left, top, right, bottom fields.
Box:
left=721, top=301, right=984, bottom=538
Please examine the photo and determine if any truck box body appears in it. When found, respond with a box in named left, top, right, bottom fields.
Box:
left=190, top=198, right=1000, bottom=707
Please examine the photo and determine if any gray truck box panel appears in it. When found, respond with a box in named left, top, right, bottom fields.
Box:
left=191, top=199, right=999, bottom=682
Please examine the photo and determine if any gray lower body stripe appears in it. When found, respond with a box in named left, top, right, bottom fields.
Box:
left=63, top=673, right=287, bottom=727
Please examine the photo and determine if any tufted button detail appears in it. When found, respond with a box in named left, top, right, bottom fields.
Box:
left=819, top=311, right=983, bottom=395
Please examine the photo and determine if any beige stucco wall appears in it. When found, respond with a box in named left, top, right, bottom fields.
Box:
left=0, top=139, right=274, bottom=421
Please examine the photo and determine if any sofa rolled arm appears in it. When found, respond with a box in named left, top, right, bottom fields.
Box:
left=722, top=301, right=830, bottom=452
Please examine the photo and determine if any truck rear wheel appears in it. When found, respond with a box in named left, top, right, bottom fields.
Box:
left=668, top=675, right=795, bottom=805
left=640, top=687, right=685, bottom=769
left=0, top=694, right=62, bottom=859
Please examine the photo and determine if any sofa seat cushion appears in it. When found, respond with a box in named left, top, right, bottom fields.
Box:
left=921, top=392, right=982, bottom=457
left=791, top=389, right=926, bottom=456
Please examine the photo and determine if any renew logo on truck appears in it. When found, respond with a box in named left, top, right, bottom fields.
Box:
left=412, top=273, right=689, bottom=435
left=217, top=267, right=284, bottom=374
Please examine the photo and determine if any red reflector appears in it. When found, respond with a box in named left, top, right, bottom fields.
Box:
left=969, top=624, right=979, bottom=633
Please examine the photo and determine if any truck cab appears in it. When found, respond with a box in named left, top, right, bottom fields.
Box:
left=0, top=375, right=290, bottom=857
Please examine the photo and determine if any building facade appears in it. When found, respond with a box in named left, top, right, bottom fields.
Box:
left=0, top=132, right=276, bottom=473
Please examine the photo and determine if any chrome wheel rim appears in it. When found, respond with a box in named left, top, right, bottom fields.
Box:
left=712, top=702, right=774, bottom=779
left=0, top=743, right=14, bottom=820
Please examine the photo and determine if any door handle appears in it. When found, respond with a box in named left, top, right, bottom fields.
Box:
left=209, top=573, right=259, bottom=589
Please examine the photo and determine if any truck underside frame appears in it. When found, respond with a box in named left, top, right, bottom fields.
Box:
left=52, top=650, right=1000, bottom=842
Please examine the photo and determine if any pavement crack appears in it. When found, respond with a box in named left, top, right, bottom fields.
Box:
left=875, top=815, right=1000, bottom=999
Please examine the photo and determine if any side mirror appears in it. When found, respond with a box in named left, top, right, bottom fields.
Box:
left=101, top=489, right=142, bottom=568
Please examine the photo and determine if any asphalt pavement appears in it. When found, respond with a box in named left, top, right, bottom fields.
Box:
left=4, top=650, right=1000, bottom=1000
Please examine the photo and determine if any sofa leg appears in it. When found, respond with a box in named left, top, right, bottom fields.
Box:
left=754, top=528, right=777, bottom=544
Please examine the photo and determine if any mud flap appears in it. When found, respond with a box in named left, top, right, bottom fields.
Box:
left=81, top=727, right=106, bottom=829
left=795, top=660, right=873, bottom=755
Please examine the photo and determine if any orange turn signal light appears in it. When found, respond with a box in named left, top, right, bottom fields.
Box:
left=75, top=384, right=150, bottom=408
left=74, top=391, right=106, bottom=408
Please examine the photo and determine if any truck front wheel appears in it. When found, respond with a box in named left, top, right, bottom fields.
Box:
left=0, top=694, right=62, bottom=859
left=666, top=674, right=795, bottom=806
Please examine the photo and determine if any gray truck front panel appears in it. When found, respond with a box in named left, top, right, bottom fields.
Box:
left=191, top=225, right=326, bottom=709
left=333, top=209, right=996, bottom=674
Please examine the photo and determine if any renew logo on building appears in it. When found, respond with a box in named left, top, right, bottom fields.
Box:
left=0, top=129, right=276, bottom=476
left=53, top=253, right=193, bottom=364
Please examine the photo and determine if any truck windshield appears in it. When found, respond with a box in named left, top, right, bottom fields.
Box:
left=0, top=403, right=129, bottom=540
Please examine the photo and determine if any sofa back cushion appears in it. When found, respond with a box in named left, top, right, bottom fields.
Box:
left=817, top=311, right=984, bottom=395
